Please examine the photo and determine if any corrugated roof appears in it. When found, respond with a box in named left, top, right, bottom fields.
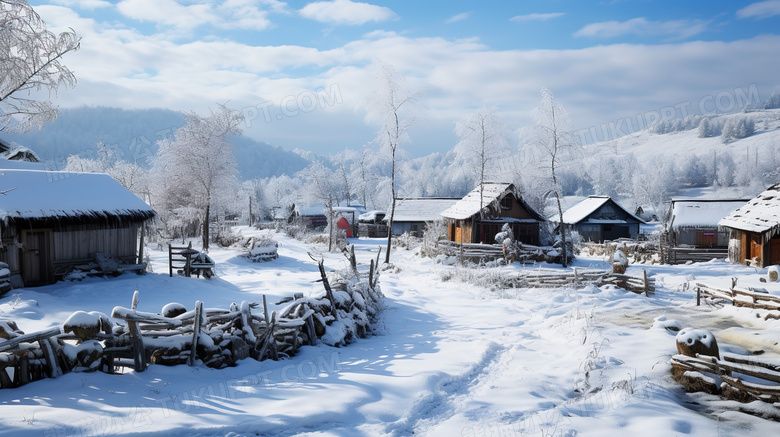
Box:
left=0, top=169, right=155, bottom=222
left=718, top=184, right=780, bottom=233
left=391, top=198, right=459, bottom=222
left=668, top=199, right=748, bottom=230
left=441, top=182, right=515, bottom=220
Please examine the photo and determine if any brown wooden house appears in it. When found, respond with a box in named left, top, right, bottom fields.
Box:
left=441, top=182, right=543, bottom=245
left=0, top=169, right=155, bottom=287
left=719, top=184, right=780, bottom=267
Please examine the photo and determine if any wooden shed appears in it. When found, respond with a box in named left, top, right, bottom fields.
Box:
left=0, top=169, right=155, bottom=287
left=441, top=182, right=543, bottom=245
left=719, top=184, right=780, bottom=267
left=664, top=199, right=748, bottom=248
left=556, top=196, right=644, bottom=243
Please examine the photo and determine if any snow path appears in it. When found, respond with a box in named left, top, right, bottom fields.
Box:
left=1, top=230, right=780, bottom=436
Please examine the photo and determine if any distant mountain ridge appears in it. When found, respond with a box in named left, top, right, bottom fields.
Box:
left=0, top=106, right=310, bottom=180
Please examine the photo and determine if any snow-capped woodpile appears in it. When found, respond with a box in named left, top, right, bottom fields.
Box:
left=0, top=249, right=383, bottom=389
left=244, top=236, right=279, bottom=262
left=670, top=328, right=780, bottom=405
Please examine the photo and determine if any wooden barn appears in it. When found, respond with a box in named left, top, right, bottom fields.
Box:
left=0, top=169, right=155, bottom=287
left=664, top=198, right=748, bottom=248
left=389, top=197, right=459, bottom=237
left=719, top=184, right=780, bottom=267
left=441, top=182, right=543, bottom=245
left=557, top=196, right=644, bottom=243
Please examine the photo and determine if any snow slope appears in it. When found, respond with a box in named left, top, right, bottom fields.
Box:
left=1, top=228, right=780, bottom=436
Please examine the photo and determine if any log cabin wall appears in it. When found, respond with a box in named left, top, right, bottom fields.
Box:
left=53, top=223, right=139, bottom=263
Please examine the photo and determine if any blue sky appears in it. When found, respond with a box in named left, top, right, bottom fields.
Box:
left=30, top=0, right=780, bottom=156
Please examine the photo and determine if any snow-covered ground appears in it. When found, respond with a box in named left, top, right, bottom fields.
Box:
left=2, top=227, right=780, bottom=436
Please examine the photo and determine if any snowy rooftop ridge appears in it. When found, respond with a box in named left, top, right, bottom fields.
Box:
left=555, top=196, right=644, bottom=224
left=440, top=182, right=515, bottom=220
left=392, top=198, right=460, bottom=222
left=667, top=199, right=750, bottom=230
left=0, top=169, right=155, bottom=222
left=718, top=184, right=780, bottom=234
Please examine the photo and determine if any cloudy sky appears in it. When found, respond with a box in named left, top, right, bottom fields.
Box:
left=31, top=0, right=780, bottom=156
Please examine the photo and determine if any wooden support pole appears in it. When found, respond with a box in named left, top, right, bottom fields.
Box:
left=696, top=287, right=701, bottom=306
left=39, top=338, right=63, bottom=378
left=643, top=270, right=649, bottom=296
left=138, top=224, right=145, bottom=266
left=369, top=259, right=375, bottom=290
left=262, top=295, right=270, bottom=325
left=168, top=244, right=173, bottom=277
left=317, top=261, right=339, bottom=319
left=19, top=354, right=30, bottom=386
left=189, top=300, right=203, bottom=366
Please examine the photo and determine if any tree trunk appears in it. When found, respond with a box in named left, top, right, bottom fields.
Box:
left=203, top=203, right=210, bottom=251
left=555, top=193, right=567, bottom=268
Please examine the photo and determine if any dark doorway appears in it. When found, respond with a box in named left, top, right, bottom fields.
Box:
left=21, top=229, right=54, bottom=286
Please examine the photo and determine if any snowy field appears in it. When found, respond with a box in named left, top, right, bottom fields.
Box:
left=2, top=227, right=780, bottom=436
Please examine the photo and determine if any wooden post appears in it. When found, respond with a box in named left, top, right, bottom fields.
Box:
left=731, top=277, right=737, bottom=305
left=643, top=270, right=649, bottom=296
left=39, top=337, right=63, bottom=378
left=129, top=290, right=145, bottom=372
left=189, top=300, right=203, bottom=366
left=369, top=259, right=375, bottom=289
left=19, top=354, right=30, bottom=386
left=138, top=224, right=145, bottom=266
left=317, top=261, right=339, bottom=319
left=696, top=287, right=701, bottom=306
left=262, top=295, right=270, bottom=325
left=349, top=245, right=359, bottom=278
left=168, top=244, right=173, bottom=277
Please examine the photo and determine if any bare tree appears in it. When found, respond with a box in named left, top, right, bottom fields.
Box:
left=150, top=104, right=244, bottom=250
left=1, top=0, right=80, bottom=132
left=454, top=109, right=509, bottom=208
left=368, top=64, right=415, bottom=265
left=527, top=88, right=579, bottom=267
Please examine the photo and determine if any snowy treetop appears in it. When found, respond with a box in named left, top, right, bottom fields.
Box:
left=0, top=169, right=154, bottom=222
left=719, top=184, right=780, bottom=234
left=392, top=198, right=459, bottom=222
left=441, top=182, right=515, bottom=220
left=667, top=199, right=748, bottom=230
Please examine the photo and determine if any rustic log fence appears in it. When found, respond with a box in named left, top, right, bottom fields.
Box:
left=694, top=281, right=780, bottom=320
left=0, top=246, right=383, bottom=390
left=437, top=241, right=568, bottom=264
left=671, top=349, right=780, bottom=403
left=508, top=268, right=655, bottom=295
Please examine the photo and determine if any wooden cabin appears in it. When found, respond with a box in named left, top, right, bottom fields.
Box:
left=719, top=184, right=780, bottom=267
left=0, top=169, right=155, bottom=287
left=557, top=196, right=644, bottom=243
left=441, top=182, right=543, bottom=245
left=389, top=197, right=459, bottom=237
left=664, top=199, right=748, bottom=248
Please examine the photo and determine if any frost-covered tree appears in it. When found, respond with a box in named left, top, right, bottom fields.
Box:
left=721, top=116, right=755, bottom=143
left=525, top=88, right=579, bottom=267
left=149, top=105, right=243, bottom=250
left=63, top=141, right=148, bottom=198
left=1, top=0, right=80, bottom=132
left=367, top=63, right=415, bottom=264
left=764, top=91, right=780, bottom=110
left=453, top=109, right=509, bottom=208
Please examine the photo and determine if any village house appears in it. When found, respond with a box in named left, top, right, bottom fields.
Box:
left=389, top=197, right=459, bottom=237
left=0, top=169, right=155, bottom=287
left=719, top=184, right=780, bottom=267
left=556, top=196, right=644, bottom=243
left=441, top=182, right=543, bottom=245
left=664, top=198, right=749, bottom=248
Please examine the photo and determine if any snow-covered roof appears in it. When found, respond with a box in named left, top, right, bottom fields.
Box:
left=719, top=184, right=780, bottom=234
left=0, top=159, right=46, bottom=170
left=668, top=199, right=748, bottom=230
left=441, top=182, right=519, bottom=220
left=557, top=196, right=644, bottom=225
left=0, top=169, right=155, bottom=222
left=0, top=138, right=40, bottom=163
left=391, top=198, right=459, bottom=223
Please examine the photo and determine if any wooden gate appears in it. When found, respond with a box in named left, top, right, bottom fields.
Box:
left=21, top=229, right=54, bottom=286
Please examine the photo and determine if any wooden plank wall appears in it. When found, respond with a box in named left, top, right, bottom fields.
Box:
left=53, top=224, right=138, bottom=262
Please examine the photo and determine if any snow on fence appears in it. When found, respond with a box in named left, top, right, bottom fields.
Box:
left=694, top=281, right=780, bottom=320
left=671, top=347, right=780, bottom=404
left=437, top=241, right=566, bottom=264
left=508, top=268, right=655, bottom=295
left=0, top=247, right=383, bottom=390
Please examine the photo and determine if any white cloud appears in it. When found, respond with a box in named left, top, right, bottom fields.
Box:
left=115, top=0, right=276, bottom=32
left=574, top=17, right=709, bottom=40
left=737, top=1, right=780, bottom=19
left=51, top=0, right=112, bottom=9
left=510, top=12, right=565, bottom=23
left=299, top=0, right=396, bottom=25
left=446, top=12, right=471, bottom=24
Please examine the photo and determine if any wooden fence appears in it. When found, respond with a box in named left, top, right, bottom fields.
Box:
left=437, top=241, right=565, bottom=264
left=661, top=247, right=729, bottom=265
left=671, top=351, right=780, bottom=403
left=694, top=281, right=780, bottom=320
left=0, top=248, right=383, bottom=390
left=509, top=268, right=655, bottom=295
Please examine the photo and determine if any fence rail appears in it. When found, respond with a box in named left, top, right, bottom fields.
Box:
left=508, top=268, right=654, bottom=295
left=694, top=281, right=780, bottom=319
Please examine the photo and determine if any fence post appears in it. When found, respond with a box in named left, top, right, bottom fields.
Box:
left=168, top=244, right=173, bottom=277
left=643, top=269, right=649, bottom=296
left=696, top=287, right=701, bottom=306
left=189, top=300, right=203, bottom=366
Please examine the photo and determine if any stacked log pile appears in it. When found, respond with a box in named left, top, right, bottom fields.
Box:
left=0, top=247, right=383, bottom=389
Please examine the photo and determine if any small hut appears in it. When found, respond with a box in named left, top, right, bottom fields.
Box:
left=665, top=199, right=748, bottom=248
left=389, top=197, right=459, bottom=237
left=556, top=196, right=644, bottom=243
left=441, top=182, right=543, bottom=245
left=719, top=184, right=780, bottom=267
left=0, top=169, right=155, bottom=287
